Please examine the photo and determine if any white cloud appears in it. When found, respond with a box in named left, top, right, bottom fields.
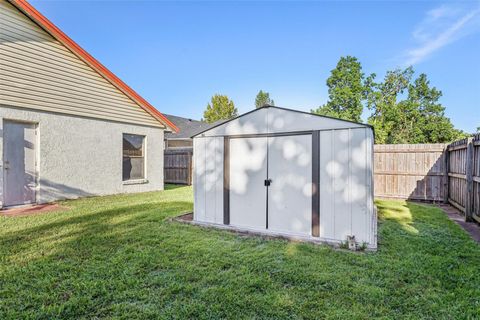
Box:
left=427, top=5, right=452, bottom=20
left=403, top=3, right=480, bottom=66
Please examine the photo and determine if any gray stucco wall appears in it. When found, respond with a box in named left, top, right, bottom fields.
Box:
left=0, top=106, right=165, bottom=206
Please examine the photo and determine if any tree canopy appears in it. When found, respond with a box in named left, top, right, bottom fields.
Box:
left=312, top=56, right=373, bottom=123
left=312, top=56, right=466, bottom=144
left=255, top=90, right=274, bottom=108
left=367, top=68, right=467, bottom=144
left=203, top=94, right=238, bottom=124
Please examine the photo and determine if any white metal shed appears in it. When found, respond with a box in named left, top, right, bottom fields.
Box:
left=192, top=106, right=377, bottom=249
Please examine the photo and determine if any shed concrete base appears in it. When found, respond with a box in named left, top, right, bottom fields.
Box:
left=174, top=213, right=377, bottom=251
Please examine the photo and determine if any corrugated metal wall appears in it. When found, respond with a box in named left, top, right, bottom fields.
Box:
left=193, top=137, right=224, bottom=224
left=319, top=128, right=375, bottom=245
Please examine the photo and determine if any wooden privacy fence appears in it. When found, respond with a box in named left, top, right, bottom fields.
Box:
left=446, top=134, right=480, bottom=222
left=164, top=149, right=193, bottom=185
left=374, top=144, right=448, bottom=201
left=374, top=138, right=480, bottom=222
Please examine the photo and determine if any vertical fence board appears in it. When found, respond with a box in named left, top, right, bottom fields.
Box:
left=465, top=138, right=474, bottom=221
left=471, top=134, right=480, bottom=222
left=446, top=138, right=469, bottom=214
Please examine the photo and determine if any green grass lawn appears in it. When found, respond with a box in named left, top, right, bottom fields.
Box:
left=1, top=185, right=479, bottom=319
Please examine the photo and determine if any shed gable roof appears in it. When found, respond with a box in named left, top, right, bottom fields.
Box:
left=7, top=0, right=178, bottom=132
left=193, top=106, right=372, bottom=138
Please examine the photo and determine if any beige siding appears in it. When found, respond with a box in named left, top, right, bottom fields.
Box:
left=0, top=0, right=164, bottom=128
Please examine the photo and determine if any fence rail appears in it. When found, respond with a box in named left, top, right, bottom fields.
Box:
left=164, top=149, right=193, bottom=185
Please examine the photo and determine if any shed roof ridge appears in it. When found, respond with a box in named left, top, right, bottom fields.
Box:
left=191, top=105, right=372, bottom=138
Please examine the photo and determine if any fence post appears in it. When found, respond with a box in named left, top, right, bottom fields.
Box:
left=465, top=138, right=474, bottom=222
left=443, top=146, right=449, bottom=204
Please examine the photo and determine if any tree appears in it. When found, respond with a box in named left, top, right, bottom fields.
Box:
left=255, top=90, right=274, bottom=108
left=407, top=74, right=466, bottom=143
left=203, top=94, right=238, bottom=123
left=366, top=67, right=415, bottom=143
left=312, top=56, right=373, bottom=123
left=367, top=68, right=466, bottom=144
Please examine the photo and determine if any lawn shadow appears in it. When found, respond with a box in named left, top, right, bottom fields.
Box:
left=0, top=201, right=193, bottom=263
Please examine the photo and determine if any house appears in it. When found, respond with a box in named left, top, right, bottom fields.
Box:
left=0, top=0, right=178, bottom=208
left=192, top=106, right=377, bottom=249
left=163, top=114, right=215, bottom=150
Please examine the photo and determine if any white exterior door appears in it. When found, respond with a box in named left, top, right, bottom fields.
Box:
left=229, top=137, right=268, bottom=230
left=3, top=121, right=37, bottom=207
left=267, top=135, right=312, bottom=236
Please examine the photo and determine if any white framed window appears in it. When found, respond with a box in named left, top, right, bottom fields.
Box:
left=122, top=134, right=145, bottom=181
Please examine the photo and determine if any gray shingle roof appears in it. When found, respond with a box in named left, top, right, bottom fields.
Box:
left=163, top=114, right=222, bottom=139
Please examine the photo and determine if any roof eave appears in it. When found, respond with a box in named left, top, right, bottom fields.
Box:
left=8, top=0, right=179, bottom=133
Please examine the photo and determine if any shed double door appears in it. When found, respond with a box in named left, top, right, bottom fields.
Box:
left=229, top=134, right=312, bottom=236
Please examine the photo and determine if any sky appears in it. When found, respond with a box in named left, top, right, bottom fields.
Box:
left=30, top=0, right=480, bottom=133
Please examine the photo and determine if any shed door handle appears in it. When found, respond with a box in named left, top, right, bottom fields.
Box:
left=264, top=179, right=272, bottom=186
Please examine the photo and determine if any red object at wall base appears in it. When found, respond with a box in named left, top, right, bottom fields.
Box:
left=1, top=203, right=66, bottom=216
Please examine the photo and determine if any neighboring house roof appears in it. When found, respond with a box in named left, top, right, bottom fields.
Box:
left=163, top=114, right=222, bottom=139
left=8, top=0, right=178, bottom=133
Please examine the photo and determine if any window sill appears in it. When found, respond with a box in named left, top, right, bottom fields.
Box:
left=123, top=179, right=149, bottom=185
